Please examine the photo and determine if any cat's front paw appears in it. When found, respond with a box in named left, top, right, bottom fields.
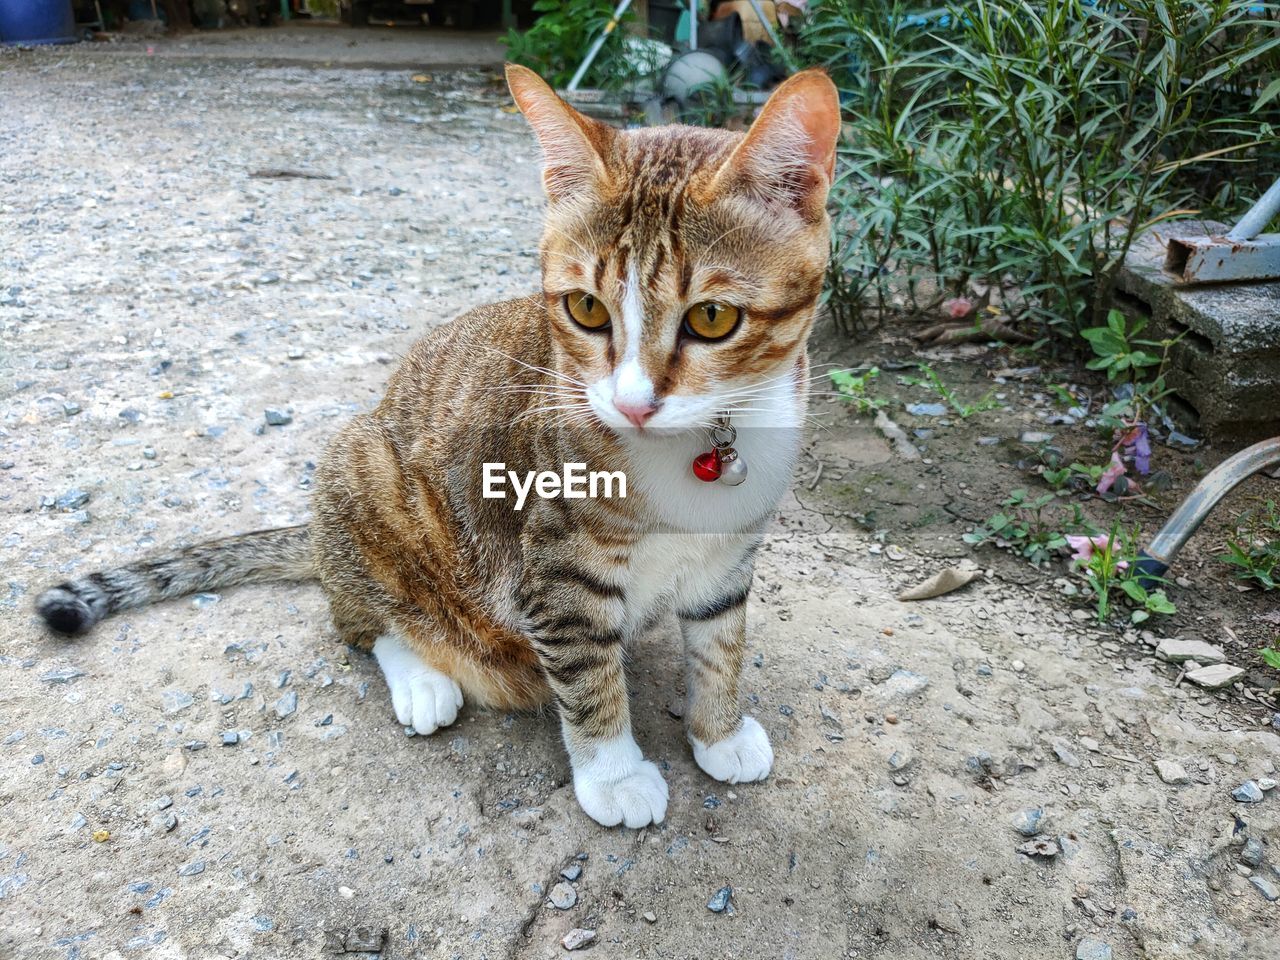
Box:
left=691, top=716, right=773, bottom=783
left=571, top=737, right=669, bottom=828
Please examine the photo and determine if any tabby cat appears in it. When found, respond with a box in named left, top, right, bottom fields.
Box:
left=35, top=65, right=840, bottom=828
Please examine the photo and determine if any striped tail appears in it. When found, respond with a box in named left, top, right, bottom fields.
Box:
left=35, top=526, right=315, bottom=636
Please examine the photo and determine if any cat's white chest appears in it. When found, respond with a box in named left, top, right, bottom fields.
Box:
left=622, top=530, right=758, bottom=629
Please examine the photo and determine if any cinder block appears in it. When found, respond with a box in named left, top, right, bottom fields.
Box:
left=1115, top=228, right=1280, bottom=442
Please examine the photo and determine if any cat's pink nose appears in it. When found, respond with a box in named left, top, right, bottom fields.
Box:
left=614, top=398, right=659, bottom=427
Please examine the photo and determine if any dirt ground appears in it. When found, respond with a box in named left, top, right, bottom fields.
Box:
left=2, top=38, right=1278, bottom=960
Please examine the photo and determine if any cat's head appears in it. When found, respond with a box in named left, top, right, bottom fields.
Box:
left=507, top=64, right=840, bottom=434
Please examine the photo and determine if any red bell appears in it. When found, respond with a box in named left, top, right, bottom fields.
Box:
left=692, top=450, right=721, bottom=482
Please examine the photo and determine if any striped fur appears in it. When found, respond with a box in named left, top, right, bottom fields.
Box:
left=35, top=527, right=313, bottom=635
left=34, top=66, right=841, bottom=827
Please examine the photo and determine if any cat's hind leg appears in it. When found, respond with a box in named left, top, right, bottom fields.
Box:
left=373, top=631, right=464, bottom=736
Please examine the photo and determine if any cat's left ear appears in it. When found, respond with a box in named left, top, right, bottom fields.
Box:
left=506, top=63, right=616, bottom=203
left=710, top=69, right=841, bottom=221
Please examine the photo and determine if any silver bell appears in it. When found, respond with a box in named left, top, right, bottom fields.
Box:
left=718, top=448, right=748, bottom=486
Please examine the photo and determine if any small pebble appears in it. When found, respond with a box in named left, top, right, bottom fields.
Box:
left=274, top=690, right=298, bottom=719
left=1076, top=939, right=1112, bottom=960
left=549, top=882, right=577, bottom=910
left=561, top=928, right=595, bottom=951
left=706, top=885, right=733, bottom=913
left=1012, top=808, right=1049, bottom=837
left=264, top=408, right=292, bottom=426
left=1232, top=781, right=1264, bottom=803
left=1240, top=838, right=1265, bottom=868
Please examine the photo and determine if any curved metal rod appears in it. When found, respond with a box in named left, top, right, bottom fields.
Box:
left=1135, top=437, right=1280, bottom=586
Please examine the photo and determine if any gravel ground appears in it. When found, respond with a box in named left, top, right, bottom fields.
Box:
left=2, top=42, right=1278, bottom=960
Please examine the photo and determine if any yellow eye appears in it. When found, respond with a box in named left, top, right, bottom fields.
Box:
left=684, top=302, right=741, bottom=341
left=565, top=291, right=611, bottom=330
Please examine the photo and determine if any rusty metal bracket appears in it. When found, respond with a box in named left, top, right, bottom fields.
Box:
left=1164, top=177, right=1280, bottom=284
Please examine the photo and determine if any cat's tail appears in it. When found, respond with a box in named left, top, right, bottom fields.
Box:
left=34, top=526, right=315, bottom=636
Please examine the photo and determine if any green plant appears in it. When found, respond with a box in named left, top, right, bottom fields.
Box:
left=830, top=366, right=885, bottom=414
left=501, top=0, right=635, bottom=89
left=1220, top=500, right=1280, bottom=590
left=1069, top=527, right=1176, bottom=622
left=800, top=0, right=1280, bottom=339
left=964, top=489, right=1078, bottom=565
left=1082, top=309, right=1180, bottom=429
left=902, top=364, right=1000, bottom=417
left=1261, top=641, right=1280, bottom=670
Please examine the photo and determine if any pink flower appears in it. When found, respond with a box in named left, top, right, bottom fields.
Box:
left=944, top=297, right=973, bottom=320
left=1096, top=451, right=1126, bottom=495
left=1066, top=534, right=1128, bottom=570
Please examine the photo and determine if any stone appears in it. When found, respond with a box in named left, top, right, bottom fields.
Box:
left=39, top=667, right=85, bottom=684
left=1020, top=431, right=1055, bottom=444
left=1052, top=739, right=1081, bottom=768
left=344, top=927, right=387, bottom=951
left=1240, top=838, right=1265, bottom=867
left=1155, top=638, right=1226, bottom=665
left=549, top=882, right=577, bottom=910
left=1117, top=229, right=1280, bottom=440
left=1076, top=939, right=1112, bottom=960
left=1232, top=781, right=1264, bottom=803
left=274, top=690, right=298, bottom=719
left=1017, top=838, right=1059, bottom=858
left=1012, top=808, right=1049, bottom=837
left=882, top=670, right=929, bottom=699
left=1259, top=777, right=1277, bottom=792
left=161, top=689, right=194, bottom=715
left=707, top=886, right=733, bottom=913
left=1184, top=664, right=1244, bottom=690
left=562, top=928, right=596, bottom=950
left=177, top=860, right=205, bottom=877
left=642, top=911, right=657, bottom=923
left=1154, top=760, right=1189, bottom=785
left=560, top=863, right=582, bottom=882
left=53, top=489, right=90, bottom=511
left=220, top=731, right=239, bottom=746
left=906, top=402, right=947, bottom=417
left=1250, top=875, right=1279, bottom=902
left=264, top=408, right=292, bottom=426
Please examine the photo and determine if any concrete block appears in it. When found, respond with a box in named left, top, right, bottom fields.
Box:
left=1116, top=226, right=1280, bottom=442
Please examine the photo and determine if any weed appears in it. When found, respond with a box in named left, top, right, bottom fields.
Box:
left=963, top=489, right=1079, bottom=565
left=1261, top=640, right=1280, bottom=671
left=830, top=367, right=884, bottom=414
left=799, top=0, right=1280, bottom=337
left=1067, top=526, right=1176, bottom=623
left=902, top=364, right=1000, bottom=418
left=501, top=0, right=636, bottom=89
left=1220, top=500, right=1280, bottom=590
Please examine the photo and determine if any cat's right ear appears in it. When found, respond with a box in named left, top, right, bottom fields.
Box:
left=505, top=64, right=615, bottom=203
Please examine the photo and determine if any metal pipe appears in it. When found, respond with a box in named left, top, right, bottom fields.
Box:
left=1135, top=437, right=1280, bottom=586
left=567, top=0, right=634, bottom=92
left=1227, top=177, right=1280, bottom=242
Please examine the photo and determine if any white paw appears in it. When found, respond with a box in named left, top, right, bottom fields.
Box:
left=691, top=716, right=773, bottom=783
left=373, top=633, right=463, bottom=736
left=570, top=735, right=669, bottom=828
